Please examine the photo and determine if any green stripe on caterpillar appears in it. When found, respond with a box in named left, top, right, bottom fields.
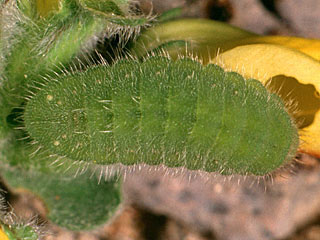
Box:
left=24, top=57, right=299, bottom=175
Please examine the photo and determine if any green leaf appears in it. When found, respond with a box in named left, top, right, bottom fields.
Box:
left=130, top=18, right=256, bottom=62
left=2, top=224, right=38, bottom=240
left=1, top=166, right=122, bottom=230
left=157, top=7, right=183, bottom=22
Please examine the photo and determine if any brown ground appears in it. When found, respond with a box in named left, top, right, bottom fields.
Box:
left=5, top=154, right=320, bottom=240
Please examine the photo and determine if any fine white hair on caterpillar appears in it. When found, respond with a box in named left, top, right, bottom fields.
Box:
left=23, top=56, right=299, bottom=176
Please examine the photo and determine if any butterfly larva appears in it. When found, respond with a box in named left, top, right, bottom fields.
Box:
left=24, top=57, right=299, bottom=175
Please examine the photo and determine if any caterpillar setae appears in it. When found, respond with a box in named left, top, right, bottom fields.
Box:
left=23, top=57, right=299, bottom=176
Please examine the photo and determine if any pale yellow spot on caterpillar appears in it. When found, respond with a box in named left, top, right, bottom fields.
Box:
left=54, top=140, right=60, bottom=146
left=47, top=95, right=53, bottom=101
left=62, top=134, right=67, bottom=139
left=57, top=100, right=62, bottom=105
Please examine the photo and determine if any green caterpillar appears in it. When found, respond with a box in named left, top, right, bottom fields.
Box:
left=24, top=57, right=299, bottom=175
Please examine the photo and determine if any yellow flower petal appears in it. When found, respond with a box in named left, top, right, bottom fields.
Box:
left=0, top=227, right=9, bottom=240
left=213, top=43, right=320, bottom=156
left=225, top=36, right=320, bottom=61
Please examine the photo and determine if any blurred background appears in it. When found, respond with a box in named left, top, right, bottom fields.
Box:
left=137, top=0, right=320, bottom=37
